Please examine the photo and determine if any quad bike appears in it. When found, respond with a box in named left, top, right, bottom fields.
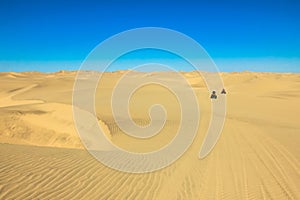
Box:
left=210, top=91, right=217, bottom=99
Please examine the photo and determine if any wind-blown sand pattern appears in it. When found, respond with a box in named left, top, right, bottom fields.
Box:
left=0, top=71, right=299, bottom=199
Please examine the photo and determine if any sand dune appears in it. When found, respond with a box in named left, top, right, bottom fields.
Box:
left=0, top=84, right=44, bottom=108
left=0, top=71, right=299, bottom=199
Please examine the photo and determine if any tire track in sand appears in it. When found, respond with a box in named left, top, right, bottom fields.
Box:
left=237, top=121, right=299, bottom=199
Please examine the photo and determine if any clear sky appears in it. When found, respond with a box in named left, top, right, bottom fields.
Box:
left=0, top=0, right=299, bottom=72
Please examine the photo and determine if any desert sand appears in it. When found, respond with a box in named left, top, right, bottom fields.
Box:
left=0, top=71, right=299, bottom=199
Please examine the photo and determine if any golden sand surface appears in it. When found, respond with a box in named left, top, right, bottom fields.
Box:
left=0, top=71, right=299, bottom=199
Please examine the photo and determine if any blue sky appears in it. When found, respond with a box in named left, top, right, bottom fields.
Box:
left=0, top=0, right=299, bottom=72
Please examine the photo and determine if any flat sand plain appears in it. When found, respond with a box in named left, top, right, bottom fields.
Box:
left=0, top=71, right=299, bottom=199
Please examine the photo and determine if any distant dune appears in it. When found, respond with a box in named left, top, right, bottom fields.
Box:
left=0, top=71, right=299, bottom=199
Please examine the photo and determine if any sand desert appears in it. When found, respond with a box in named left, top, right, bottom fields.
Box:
left=0, top=71, right=299, bottom=199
